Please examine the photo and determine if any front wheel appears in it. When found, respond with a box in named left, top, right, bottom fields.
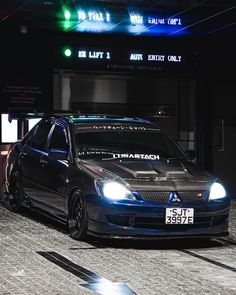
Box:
left=68, top=191, right=88, bottom=240
left=8, top=175, right=23, bottom=213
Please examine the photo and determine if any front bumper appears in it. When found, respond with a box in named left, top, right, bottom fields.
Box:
left=86, top=196, right=230, bottom=239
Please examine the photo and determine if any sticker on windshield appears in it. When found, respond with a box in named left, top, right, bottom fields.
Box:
left=92, top=125, right=147, bottom=131
left=78, top=151, right=113, bottom=156
left=113, top=153, right=160, bottom=160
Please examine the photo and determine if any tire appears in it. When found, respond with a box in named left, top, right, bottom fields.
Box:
left=68, top=191, right=88, bottom=240
left=8, top=175, right=22, bottom=213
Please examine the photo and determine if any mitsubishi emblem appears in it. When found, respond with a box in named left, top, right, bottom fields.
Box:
left=169, top=192, right=181, bottom=203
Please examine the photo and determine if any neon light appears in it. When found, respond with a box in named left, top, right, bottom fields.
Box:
left=106, top=13, right=111, bottom=22
left=78, top=51, right=87, bottom=58
left=148, top=18, right=165, bottom=25
left=130, top=14, right=143, bottom=25
left=61, top=7, right=186, bottom=36
left=67, top=116, right=151, bottom=124
left=148, top=55, right=165, bottom=61
left=167, top=55, right=182, bottom=62
left=78, top=10, right=86, bottom=21
left=77, top=50, right=111, bottom=60
left=64, top=10, right=71, bottom=20
left=64, top=48, right=72, bottom=57
left=89, top=51, right=104, bottom=59
left=64, top=46, right=184, bottom=64
left=76, top=21, right=112, bottom=33
left=129, top=52, right=183, bottom=63
left=63, top=20, right=72, bottom=30
left=78, top=10, right=111, bottom=23
left=130, top=53, right=143, bottom=61
left=167, top=18, right=182, bottom=26
left=147, top=17, right=182, bottom=26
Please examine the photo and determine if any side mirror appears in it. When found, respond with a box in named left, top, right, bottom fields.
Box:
left=48, top=148, right=68, bottom=161
left=185, top=150, right=196, bottom=162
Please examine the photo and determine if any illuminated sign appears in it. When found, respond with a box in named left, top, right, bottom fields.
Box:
left=130, top=15, right=143, bottom=25
left=148, top=17, right=182, bottom=26
left=130, top=54, right=143, bottom=61
left=78, top=50, right=111, bottom=60
left=148, top=55, right=165, bottom=61
left=78, top=11, right=111, bottom=23
left=58, top=43, right=197, bottom=74
left=130, top=53, right=182, bottom=63
left=60, top=7, right=186, bottom=36
left=113, top=153, right=160, bottom=160
left=62, top=47, right=185, bottom=67
left=129, top=53, right=182, bottom=63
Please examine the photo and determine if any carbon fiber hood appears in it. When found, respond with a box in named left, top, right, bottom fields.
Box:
left=80, top=159, right=215, bottom=191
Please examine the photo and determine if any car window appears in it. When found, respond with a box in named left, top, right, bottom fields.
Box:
left=48, top=124, right=68, bottom=151
left=22, top=125, right=38, bottom=145
left=30, top=122, right=52, bottom=151
left=75, top=130, right=187, bottom=160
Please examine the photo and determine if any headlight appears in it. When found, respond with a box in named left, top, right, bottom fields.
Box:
left=101, top=181, right=135, bottom=201
left=209, top=182, right=226, bottom=200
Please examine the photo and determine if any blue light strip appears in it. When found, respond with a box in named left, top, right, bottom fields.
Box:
left=80, top=0, right=168, bottom=33
left=67, top=116, right=152, bottom=124
left=61, top=4, right=186, bottom=36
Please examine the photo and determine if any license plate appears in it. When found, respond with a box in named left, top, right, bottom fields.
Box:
left=165, top=208, right=194, bottom=224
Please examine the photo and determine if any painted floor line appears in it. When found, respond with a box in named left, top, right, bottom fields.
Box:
left=37, top=251, right=137, bottom=295
left=179, top=249, right=236, bottom=273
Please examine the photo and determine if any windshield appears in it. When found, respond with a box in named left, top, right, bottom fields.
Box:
left=75, top=129, right=187, bottom=161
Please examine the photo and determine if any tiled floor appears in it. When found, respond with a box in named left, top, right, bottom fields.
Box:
left=0, top=199, right=235, bottom=295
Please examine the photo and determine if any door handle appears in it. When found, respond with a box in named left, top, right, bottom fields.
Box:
left=218, top=119, right=225, bottom=152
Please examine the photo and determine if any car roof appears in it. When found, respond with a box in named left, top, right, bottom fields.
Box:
left=8, top=112, right=159, bottom=129
left=63, top=114, right=159, bottom=128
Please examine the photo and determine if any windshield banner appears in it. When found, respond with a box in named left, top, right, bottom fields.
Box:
left=113, top=153, right=160, bottom=160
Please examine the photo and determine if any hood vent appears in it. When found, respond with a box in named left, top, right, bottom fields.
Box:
left=115, top=163, right=158, bottom=178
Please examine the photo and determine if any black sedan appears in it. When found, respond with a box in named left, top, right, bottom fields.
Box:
left=5, top=114, right=230, bottom=240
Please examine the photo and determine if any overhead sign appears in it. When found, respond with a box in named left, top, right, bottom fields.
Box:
left=78, top=50, right=111, bottom=60
left=60, top=6, right=186, bottom=36
left=59, top=46, right=192, bottom=74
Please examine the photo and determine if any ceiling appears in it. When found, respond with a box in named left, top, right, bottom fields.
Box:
left=0, top=0, right=235, bottom=37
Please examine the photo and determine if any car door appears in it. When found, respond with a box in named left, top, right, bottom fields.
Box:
left=39, top=122, right=70, bottom=216
left=20, top=120, right=53, bottom=205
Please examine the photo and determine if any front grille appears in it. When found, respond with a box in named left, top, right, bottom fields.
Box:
left=133, top=216, right=212, bottom=230
left=139, top=191, right=207, bottom=203
left=106, top=214, right=212, bottom=231
left=140, top=191, right=170, bottom=203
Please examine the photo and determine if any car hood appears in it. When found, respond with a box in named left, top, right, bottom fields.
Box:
left=79, top=159, right=215, bottom=191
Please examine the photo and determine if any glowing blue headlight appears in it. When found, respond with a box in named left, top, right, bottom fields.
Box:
left=102, top=182, right=135, bottom=201
left=209, top=182, right=226, bottom=200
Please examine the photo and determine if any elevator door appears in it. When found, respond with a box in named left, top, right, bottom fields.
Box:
left=212, top=81, right=236, bottom=198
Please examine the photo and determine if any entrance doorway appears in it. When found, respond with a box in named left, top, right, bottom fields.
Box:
left=53, top=70, right=197, bottom=152
left=212, top=80, right=236, bottom=198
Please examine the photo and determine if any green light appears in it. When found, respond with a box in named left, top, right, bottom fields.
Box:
left=64, top=10, right=71, bottom=20
left=63, top=20, right=72, bottom=30
left=64, top=48, right=72, bottom=57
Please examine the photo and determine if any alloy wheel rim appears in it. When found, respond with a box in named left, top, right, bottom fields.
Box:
left=72, top=198, right=83, bottom=231
left=9, top=181, right=19, bottom=208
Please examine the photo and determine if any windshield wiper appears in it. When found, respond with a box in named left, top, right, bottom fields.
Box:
left=101, top=157, right=138, bottom=161
left=164, top=157, right=187, bottom=161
